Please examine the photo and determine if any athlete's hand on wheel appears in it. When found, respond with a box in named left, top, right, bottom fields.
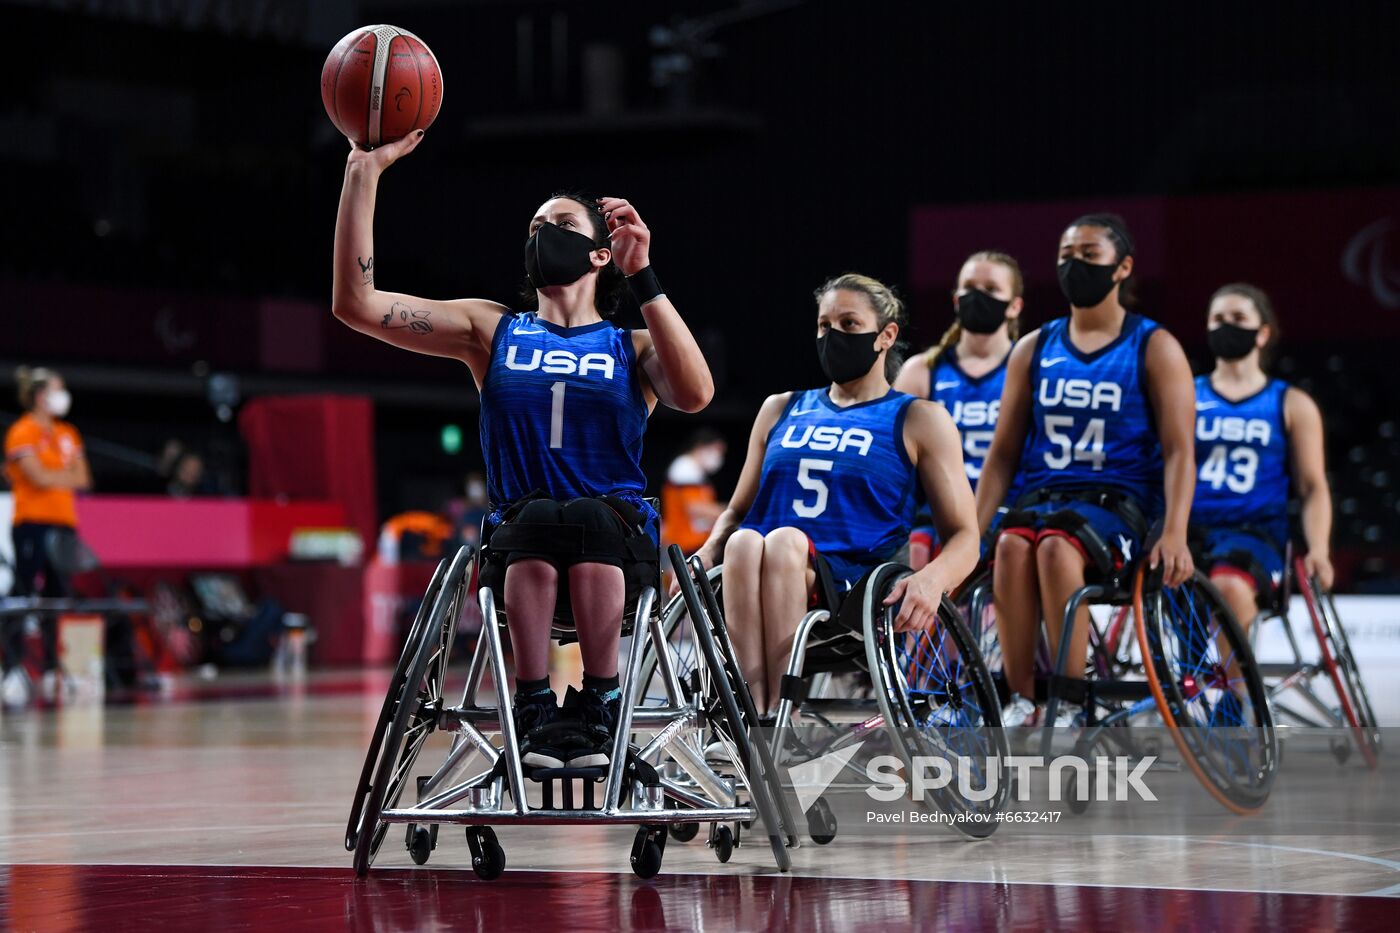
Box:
left=596, top=196, right=651, bottom=275
left=1149, top=532, right=1194, bottom=588
left=884, top=571, right=945, bottom=633
left=345, top=129, right=425, bottom=174
left=1303, top=552, right=1335, bottom=592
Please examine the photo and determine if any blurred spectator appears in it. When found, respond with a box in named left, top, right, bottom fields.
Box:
left=378, top=511, right=454, bottom=563
left=167, top=450, right=210, bottom=498
left=662, top=429, right=728, bottom=557
left=3, top=366, right=92, bottom=707
left=158, top=439, right=214, bottom=497
left=453, top=472, right=491, bottom=547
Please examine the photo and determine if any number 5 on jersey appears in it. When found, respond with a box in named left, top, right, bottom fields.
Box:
left=793, top=457, right=833, bottom=518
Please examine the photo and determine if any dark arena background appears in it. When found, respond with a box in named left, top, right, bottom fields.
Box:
left=3, top=2, right=1399, bottom=931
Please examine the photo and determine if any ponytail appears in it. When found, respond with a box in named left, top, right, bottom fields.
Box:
left=925, top=315, right=1023, bottom=369
left=924, top=322, right=963, bottom=368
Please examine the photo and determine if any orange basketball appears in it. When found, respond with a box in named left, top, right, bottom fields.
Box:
left=321, top=25, right=443, bottom=148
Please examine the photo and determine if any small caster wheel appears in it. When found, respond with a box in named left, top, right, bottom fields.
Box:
left=668, top=821, right=699, bottom=843
left=1065, top=769, right=1092, bottom=815
left=1330, top=736, right=1352, bottom=765
left=467, top=827, right=506, bottom=881
left=711, top=825, right=734, bottom=863
left=631, top=827, right=666, bottom=879
left=407, top=826, right=433, bottom=865
left=807, top=798, right=837, bottom=845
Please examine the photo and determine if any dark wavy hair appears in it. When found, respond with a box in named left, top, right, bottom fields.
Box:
left=518, top=189, right=627, bottom=315
left=1067, top=212, right=1137, bottom=307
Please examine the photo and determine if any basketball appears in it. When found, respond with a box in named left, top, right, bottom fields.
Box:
left=321, top=25, right=443, bottom=148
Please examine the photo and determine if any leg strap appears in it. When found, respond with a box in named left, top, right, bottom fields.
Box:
left=779, top=674, right=809, bottom=704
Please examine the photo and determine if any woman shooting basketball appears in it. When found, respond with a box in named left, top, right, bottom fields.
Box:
left=331, top=130, right=713, bottom=769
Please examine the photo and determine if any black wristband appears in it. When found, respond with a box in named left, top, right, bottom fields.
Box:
left=627, top=266, right=664, bottom=306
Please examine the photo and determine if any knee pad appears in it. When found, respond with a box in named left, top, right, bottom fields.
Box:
left=481, top=496, right=659, bottom=634
left=489, top=496, right=653, bottom=570
left=999, top=508, right=1038, bottom=534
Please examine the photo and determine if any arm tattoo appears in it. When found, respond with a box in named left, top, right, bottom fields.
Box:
left=357, top=255, right=375, bottom=287
left=381, top=301, right=433, bottom=335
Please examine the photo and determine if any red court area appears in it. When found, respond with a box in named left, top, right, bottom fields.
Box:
left=5, top=865, right=1397, bottom=933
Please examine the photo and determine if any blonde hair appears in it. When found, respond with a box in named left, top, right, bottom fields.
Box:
left=15, top=366, right=60, bottom=411
left=814, top=272, right=909, bottom=382
left=925, top=250, right=1024, bottom=369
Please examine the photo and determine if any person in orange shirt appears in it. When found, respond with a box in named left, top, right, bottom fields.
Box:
left=3, top=367, right=92, bottom=700
left=661, top=428, right=727, bottom=556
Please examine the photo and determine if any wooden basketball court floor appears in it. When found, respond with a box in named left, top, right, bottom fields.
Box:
left=2, top=671, right=1396, bottom=931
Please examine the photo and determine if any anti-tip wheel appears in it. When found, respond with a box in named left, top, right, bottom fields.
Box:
left=807, top=798, right=837, bottom=845
left=468, top=827, right=505, bottom=881
left=1065, top=769, right=1093, bottom=815
left=407, top=826, right=433, bottom=865
left=631, top=828, right=665, bottom=879
left=711, top=825, right=734, bottom=863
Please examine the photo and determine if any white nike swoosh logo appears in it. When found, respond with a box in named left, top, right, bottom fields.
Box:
left=1196, top=401, right=1220, bottom=410
left=513, top=325, right=545, bottom=335
left=790, top=407, right=821, bottom=417
left=934, top=381, right=961, bottom=391
left=1041, top=357, right=1068, bottom=368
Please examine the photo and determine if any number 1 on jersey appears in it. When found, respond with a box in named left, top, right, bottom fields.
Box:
left=550, top=381, right=565, bottom=449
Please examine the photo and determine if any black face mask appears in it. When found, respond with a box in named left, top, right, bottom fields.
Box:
left=1057, top=258, right=1121, bottom=308
left=1207, top=323, right=1260, bottom=361
left=816, top=329, right=882, bottom=384
left=524, top=222, right=600, bottom=288
left=956, top=289, right=1011, bottom=334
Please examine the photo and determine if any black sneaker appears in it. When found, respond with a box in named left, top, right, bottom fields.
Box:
left=514, top=690, right=569, bottom=769
left=564, top=685, right=623, bottom=768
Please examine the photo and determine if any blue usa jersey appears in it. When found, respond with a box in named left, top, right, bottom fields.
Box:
left=1192, top=376, right=1291, bottom=546
left=479, top=312, right=653, bottom=526
left=742, top=388, right=918, bottom=586
left=929, top=348, right=1011, bottom=494
left=1018, top=314, right=1162, bottom=509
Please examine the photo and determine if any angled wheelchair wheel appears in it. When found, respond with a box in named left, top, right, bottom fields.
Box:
left=960, top=568, right=1001, bottom=677
left=1134, top=565, right=1278, bottom=814
left=637, top=567, right=717, bottom=707
left=344, top=558, right=450, bottom=851
left=668, top=546, right=795, bottom=871
left=866, top=565, right=1009, bottom=838
left=1296, top=560, right=1381, bottom=769
left=351, top=546, right=472, bottom=876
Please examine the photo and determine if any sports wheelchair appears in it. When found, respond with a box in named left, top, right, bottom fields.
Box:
left=345, top=514, right=798, bottom=880
left=640, top=549, right=1010, bottom=846
left=963, top=530, right=1279, bottom=815
left=1249, top=546, right=1381, bottom=769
